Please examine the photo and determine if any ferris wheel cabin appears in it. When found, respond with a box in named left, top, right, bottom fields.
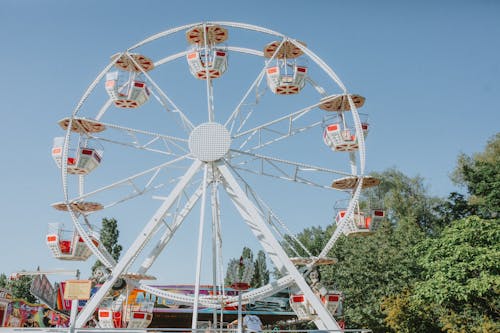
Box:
left=187, top=49, right=228, bottom=79
left=266, top=64, right=308, bottom=95
left=289, top=291, right=343, bottom=320
left=51, top=137, right=103, bottom=175
left=323, top=122, right=369, bottom=152
left=105, top=71, right=150, bottom=108
left=335, top=207, right=385, bottom=237
left=98, top=301, right=154, bottom=329
left=185, top=25, right=229, bottom=80
left=46, top=223, right=98, bottom=261
left=264, top=40, right=308, bottom=95
left=105, top=53, right=154, bottom=108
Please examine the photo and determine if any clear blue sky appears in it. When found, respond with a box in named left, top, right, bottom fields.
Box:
left=0, top=0, right=498, bottom=284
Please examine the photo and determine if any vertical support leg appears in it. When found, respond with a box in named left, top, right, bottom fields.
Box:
left=192, top=164, right=209, bottom=330
left=75, top=160, right=203, bottom=328
left=217, top=162, right=340, bottom=330
left=138, top=184, right=205, bottom=275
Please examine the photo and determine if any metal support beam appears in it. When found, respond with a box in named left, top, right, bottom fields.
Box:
left=75, top=160, right=202, bottom=327
left=217, top=162, right=340, bottom=330
left=138, top=184, right=205, bottom=274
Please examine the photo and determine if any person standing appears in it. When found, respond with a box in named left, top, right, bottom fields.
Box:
left=243, top=314, right=262, bottom=332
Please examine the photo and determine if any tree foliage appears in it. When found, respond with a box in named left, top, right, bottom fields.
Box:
left=452, top=133, right=500, bottom=218
left=92, top=217, right=122, bottom=274
left=225, top=247, right=270, bottom=288
left=250, top=135, right=500, bottom=332
left=411, top=216, right=500, bottom=333
left=382, top=133, right=500, bottom=332
left=252, top=250, right=270, bottom=288
left=287, top=169, right=443, bottom=332
left=0, top=273, right=37, bottom=303
left=382, top=288, right=441, bottom=333
left=0, top=273, right=8, bottom=289
left=363, top=168, right=445, bottom=234
left=10, top=275, right=37, bottom=303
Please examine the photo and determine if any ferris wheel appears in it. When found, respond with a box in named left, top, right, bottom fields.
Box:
left=48, top=22, right=380, bottom=330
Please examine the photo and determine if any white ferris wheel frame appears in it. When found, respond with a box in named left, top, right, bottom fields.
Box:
left=55, top=21, right=368, bottom=330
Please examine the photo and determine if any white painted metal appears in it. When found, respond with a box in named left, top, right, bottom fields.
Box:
left=217, top=162, right=340, bottom=330
left=75, top=160, right=202, bottom=327
left=66, top=155, right=191, bottom=215
left=210, top=177, right=223, bottom=324
left=192, top=165, right=209, bottom=330
left=137, top=184, right=205, bottom=274
left=189, top=123, right=231, bottom=162
left=229, top=149, right=352, bottom=189
left=53, top=21, right=368, bottom=331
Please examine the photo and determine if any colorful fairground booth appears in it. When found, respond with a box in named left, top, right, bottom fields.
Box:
left=0, top=286, right=69, bottom=328
left=0, top=288, right=11, bottom=327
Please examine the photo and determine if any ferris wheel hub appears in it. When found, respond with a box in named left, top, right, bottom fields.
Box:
left=189, top=122, right=231, bottom=162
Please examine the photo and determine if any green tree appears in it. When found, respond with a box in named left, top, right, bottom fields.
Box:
left=452, top=133, right=500, bottom=218
left=435, top=192, right=477, bottom=225
left=225, top=247, right=269, bottom=288
left=363, top=168, right=445, bottom=234
left=287, top=169, right=441, bottom=332
left=0, top=273, right=39, bottom=303
left=252, top=250, right=270, bottom=288
left=384, top=134, right=500, bottom=332
left=411, top=216, right=500, bottom=333
left=0, top=273, right=8, bottom=288
left=92, top=217, right=122, bottom=274
left=324, top=220, right=426, bottom=332
left=9, top=275, right=37, bottom=303
left=382, top=288, right=441, bottom=333
left=242, top=246, right=253, bottom=262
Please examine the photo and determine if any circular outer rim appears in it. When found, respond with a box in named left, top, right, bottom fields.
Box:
left=60, top=22, right=368, bottom=326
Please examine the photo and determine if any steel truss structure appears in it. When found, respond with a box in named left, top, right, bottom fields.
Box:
left=51, top=21, right=370, bottom=331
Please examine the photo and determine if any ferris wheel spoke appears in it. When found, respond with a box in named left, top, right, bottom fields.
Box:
left=125, top=52, right=195, bottom=133
left=224, top=41, right=287, bottom=135
left=65, top=116, right=189, bottom=157
left=224, top=68, right=267, bottom=133
left=217, top=161, right=339, bottom=328
left=138, top=184, right=205, bottom=274
left=199, top=23, right=217, bottom=123
left=67, top=154, right=191, bottom=207
left=227, top=162, right=316, bottom=259
left=229, top=149, right=352, bottom=190
left=232, top=99, right=328, bottom=152
left=94, top=98, right=114, bottom=121
left=57, top=22, right=365, bottom=331
left=75, top=160, right=203, bottom=327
